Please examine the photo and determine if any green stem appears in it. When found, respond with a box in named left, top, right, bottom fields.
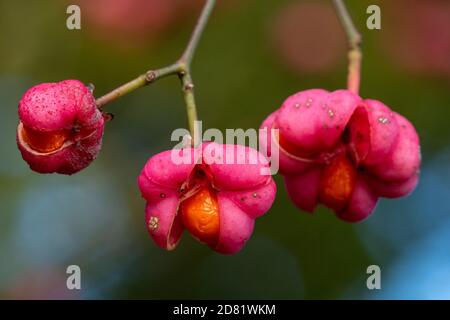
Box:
left=96, top=63, right=183, bottom=108
left=180, top=0, right=216, bottom=66
left=178, top=0, right=216, bottom=145
left=180, top=72, right=200, bottom=145
left=332, top=0, right=362, bottom=94
left=95, top=0, right=217, bottom=146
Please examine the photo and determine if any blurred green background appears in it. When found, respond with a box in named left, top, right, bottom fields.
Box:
left=1, top=0, right=450, bottom=299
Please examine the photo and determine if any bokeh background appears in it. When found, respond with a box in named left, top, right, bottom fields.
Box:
left=1, top=0, right=450, bottom=299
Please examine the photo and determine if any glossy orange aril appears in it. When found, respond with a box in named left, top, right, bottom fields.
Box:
left=21, top=125, right=70, bottom=153
left=181, top=187, right=220, bottom=246
left=319, top=154, right=356, bottom=211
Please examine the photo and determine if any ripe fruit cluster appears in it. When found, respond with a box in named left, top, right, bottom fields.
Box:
left=15, top=81, right=421, bottom=254
left=15, top=1, right=421, bottom=254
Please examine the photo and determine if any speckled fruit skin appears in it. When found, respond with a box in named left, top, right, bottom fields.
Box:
left=260, top=89, right=421, bottom=222
left=17, top=80, right=105, bottom=175
left=138, top=142, right=277, bottom=255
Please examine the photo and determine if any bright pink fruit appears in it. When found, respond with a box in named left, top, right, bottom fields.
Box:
left=138, top=142, right=276, bottom=254
left=260, top=89, right=421, bottom=222
left=17, top=80, right=105, bottom=175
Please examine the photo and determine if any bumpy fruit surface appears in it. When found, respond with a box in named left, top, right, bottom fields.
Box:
left=260, top=89, right=421, bottom=222
left=17, top=80, right=105, bottom=175
left=138, top=142, right=276, bottom=254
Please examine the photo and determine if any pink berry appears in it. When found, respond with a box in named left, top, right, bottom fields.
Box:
left=260, top=89, right=421, bottom=222
left=17, top=80, right=105, bottom=175
left=138, top=143, right=276, bottom=254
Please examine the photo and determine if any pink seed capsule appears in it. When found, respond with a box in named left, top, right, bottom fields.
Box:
left=138, top=143, right=277, bottom=254
left=260, top=89, right=421, bottom=222
left=17, top=80, right=105, bottom=175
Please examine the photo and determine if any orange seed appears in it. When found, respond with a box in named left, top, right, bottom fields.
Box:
left=319, top=154, right=356, bottom=211
left=181, top=187, right=220, bottom=246
left=21, top=125, right=70, bottom=153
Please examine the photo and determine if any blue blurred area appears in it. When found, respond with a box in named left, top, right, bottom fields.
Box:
left=349, top=148, right=450, bottom=299
left=370, top=219, right=450, bottom=299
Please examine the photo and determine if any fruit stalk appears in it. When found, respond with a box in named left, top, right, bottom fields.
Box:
left=332, top=0, right=362, bottom=94
left=95, top=0, right=217, bottom=144
left=176, top=0, right=216, bottom=145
